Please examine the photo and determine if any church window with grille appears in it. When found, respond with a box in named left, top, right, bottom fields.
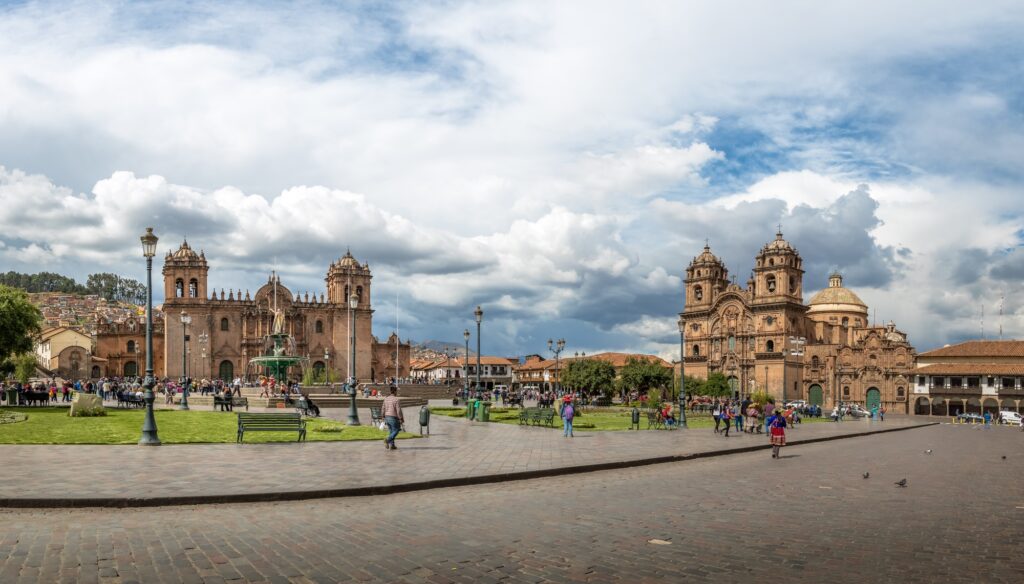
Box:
left=221, top=318, right=229, bottom=331
left=315, top=320, right=324, bottom=334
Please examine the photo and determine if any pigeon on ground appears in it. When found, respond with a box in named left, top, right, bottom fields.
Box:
left=924, top=449, right=932, bottom=454
left=863, top=472, right=870, bottom=479
left=895, top=478, right=907, bottom=487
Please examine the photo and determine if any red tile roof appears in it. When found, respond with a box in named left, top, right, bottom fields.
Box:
left=918, top=340, right=1024, bottom=358
left=915, top=363, right=1024, bottom=376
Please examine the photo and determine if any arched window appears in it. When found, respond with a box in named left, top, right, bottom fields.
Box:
left=189, top=279, right=198, bottom=298
left=766, top=275, right=776, bottom=292
left=897, top=387, right=906, bottom=398
left=356, top=286, right=363, bottom=302
left=221, top=317, right=229, bottom=331
left=766, top=340, right=775, bottom=352
left=126, top=340, right=136, bottom=353
left=841, top=317, right=849, bottom=326
left=692, top=344, right=700, bottom=356
left=789, top=276, right=795, bottom=292
left=811, top=356, right=820, bottom=369
left=175, top=279, right=184, bottom=298
left=344, top=285, right=350, bottom=300
left=315, top=320, right=324, bottom=334
left=694, top=285, right=703, bottom=301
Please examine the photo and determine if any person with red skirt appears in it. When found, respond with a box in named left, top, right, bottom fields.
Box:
left=769, top=411, right=787, bottom=459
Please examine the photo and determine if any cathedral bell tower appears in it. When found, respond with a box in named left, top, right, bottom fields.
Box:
left=162, top=240, right=209, bottom=303
left=325, top=249, right=374, bottom=381
left=684, top=242, right=729, bottom=310
left=752, top=229, right=803, bottom=305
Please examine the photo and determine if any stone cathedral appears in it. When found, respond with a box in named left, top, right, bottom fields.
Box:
left=115, top=241, right=412, bottom=382
left=679, top=231, right=917, bottom=412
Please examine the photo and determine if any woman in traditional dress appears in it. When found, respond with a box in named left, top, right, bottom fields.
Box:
left=769, top=410, right=787, bottom=459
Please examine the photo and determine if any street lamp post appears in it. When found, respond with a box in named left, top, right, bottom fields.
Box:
left=138, top=227, right=160, bottom=446
left=179, top=311, right=191, bottom=410
left=463, top=329, right=470, bottom=401
left=474, top=306, right=483, bottom=397
left=547, top=338, right=565, bottom=394
left=346, top=292, right=360, bottom=425
left=324, top=349, right=330, bottom=387
left=677, top=317, right=687, bottom=428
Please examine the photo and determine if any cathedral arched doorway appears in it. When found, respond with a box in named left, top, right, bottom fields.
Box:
left=219, top=360, right=234, bottom=382
left=865, top=387, right=881, bottom=411
left=808, top=384, right=823, bottom=406
left=914, top=396, right=930, bottom=415
left=124, top=361, right=138, bottom=378
left=727, top=376, right=739, bottom=399
left=91, top=366, right=101, bottom=379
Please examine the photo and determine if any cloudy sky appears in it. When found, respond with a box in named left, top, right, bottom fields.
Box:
left=1, top=0, right=1023, bottom=358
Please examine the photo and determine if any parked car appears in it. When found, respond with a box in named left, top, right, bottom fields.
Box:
left=785, top=400, right=807, bottom=409
left=848, top=405, right=872, bottom=418
left=956, top=412, right=985, bottom=424
left=998, top=411, right=1022, bottom=425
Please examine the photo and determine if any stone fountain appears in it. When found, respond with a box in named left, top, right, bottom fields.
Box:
left=245, top=280, right=308, bottom=384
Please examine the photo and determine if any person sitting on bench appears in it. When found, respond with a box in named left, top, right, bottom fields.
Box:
left=220, top=387, right=233, bottom=411
left=302, top=392, right=320, bottom=417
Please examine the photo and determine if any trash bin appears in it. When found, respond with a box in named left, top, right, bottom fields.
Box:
left=4, top=388, right=16, bottom=405
left=466, top=399, right=477, bottom=420
left=631, top=407, right=641, bottom=430
left=479, top=402, right=492, bottom=422
left=419, top=405, right=431, bottom=436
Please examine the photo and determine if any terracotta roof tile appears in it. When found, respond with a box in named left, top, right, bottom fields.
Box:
left=916, top=363, right=1024, bottom=376
left=918, top=340, right=1024, bottom=358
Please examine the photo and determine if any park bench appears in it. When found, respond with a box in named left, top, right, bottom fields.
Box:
left=370, top=406, right=384, bottom=427
left=115, top=392, right=145, bottom=409
left=236, top=412, right=306, bottom=443
left=646, top=409, right=665, bottom=430
left=213, top=395, right=249, bottom=411
left=526, top=408, right=556, bottom=427
left=20, top=390, right=50, bottom=406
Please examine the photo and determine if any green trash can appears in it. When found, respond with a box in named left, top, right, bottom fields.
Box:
left=4, top=388, right=17, bottom=405
left=466, top=399, right=477, bottom=420
left=479, top=402, right=492, bottom=422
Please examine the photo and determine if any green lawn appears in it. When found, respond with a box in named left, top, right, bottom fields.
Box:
left=0, top=407, right=417, bottom=444
left=430, top=406, right=834, bottom=431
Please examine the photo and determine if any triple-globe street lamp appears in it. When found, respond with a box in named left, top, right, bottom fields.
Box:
left=463, top=329, right=470, bottom=401
left=138, top=227, right=160, bottom=446
left=547, top=338, right=565, bottom=394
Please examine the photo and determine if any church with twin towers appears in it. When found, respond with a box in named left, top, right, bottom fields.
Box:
left=680, top=230, right=917, bottom=412
left=153, top=241, right=410, bottom=383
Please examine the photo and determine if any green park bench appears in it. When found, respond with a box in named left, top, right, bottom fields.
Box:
left=236, top=412, right=306, bottom=443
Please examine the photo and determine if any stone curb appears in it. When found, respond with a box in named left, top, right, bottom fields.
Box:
left=0, top=422, right=938, bottom=509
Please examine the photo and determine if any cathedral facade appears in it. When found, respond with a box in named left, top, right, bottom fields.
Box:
left=680, top=231, right=916, bottom=412
left=103, top=241, right=411, bottom=382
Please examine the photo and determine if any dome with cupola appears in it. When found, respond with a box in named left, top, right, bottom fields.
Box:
left=807, top=272, right=868, bottom=323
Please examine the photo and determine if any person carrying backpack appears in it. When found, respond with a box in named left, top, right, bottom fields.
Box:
left=561, top=396, right=575, bottom=438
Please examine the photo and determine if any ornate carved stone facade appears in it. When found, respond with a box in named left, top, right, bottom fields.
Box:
left=680, top=232, right=916, bottom=412
left=95, top=241, right=409, bottom=382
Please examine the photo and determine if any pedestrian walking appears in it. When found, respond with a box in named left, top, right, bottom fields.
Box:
left=383, top=386, right=404, bottom=450
left=560, top=396, right=575, bottom=437
left=721, top=405, right=732, bottom=437
left=769, top=411, right=787, bottom=459
left=713, top=402, right=722, bottom=433
left=734, top=403, right=743, bottom=432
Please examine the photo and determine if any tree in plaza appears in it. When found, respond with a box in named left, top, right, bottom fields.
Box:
left=674, top=374, right=705, bottom=400
left=12, top=353, right=38, bottom=384
left=560, top=358, right=617, bottom=397
left=0, top=284, right=43, bottom=368
left=699, top=372, right=732, bottom=397
left=616, top=357, right=674, bottom=399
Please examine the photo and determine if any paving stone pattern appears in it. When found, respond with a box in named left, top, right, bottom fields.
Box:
left=1, top=424, right=1021, bottom=583
left=0, top=410, right=929, bottom=503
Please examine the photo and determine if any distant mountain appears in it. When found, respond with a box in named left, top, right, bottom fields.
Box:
left=411, top=339, right=476, bottom=359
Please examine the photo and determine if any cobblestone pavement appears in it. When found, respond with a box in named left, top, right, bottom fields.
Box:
left=0, top=411, right=930, bottom=504
left=1, top=424, right=1021, bottom=583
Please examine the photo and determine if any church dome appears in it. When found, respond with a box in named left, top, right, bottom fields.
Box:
left=338, top=250, right=359, bottom=268
left=807, top=272, right=868, bottom=315
left=690, top=242, right=723, bottom=267
left=762, top=230, right=795, bottom=254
